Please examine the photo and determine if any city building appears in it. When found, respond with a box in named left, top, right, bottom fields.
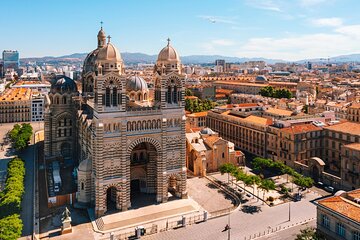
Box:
left=44, top=27, right=187, bottom=217
left=215, top=59, right=226, bottom=72
left=2, top=50, right=19, bottom=72
left=12, top=80, right=51, bottom=93
left=31, top=92, right=45, bottom=121
left=186, top=128, right=244, bottom=176
left=186, top=111, right=208, bottom=129
left=347, top=103, right=360, bottom=123
left=316, top=189, right=360, bottom=240
left=341, top=143, right=360, bottom=190
left=0, top=88, right=31, bottom=123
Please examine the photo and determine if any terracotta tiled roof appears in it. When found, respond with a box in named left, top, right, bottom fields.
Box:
left=349, top=103, right=360, bottom=109
left=265, top=107, right=293, bottom=117
left=324, top=121, right=360, bottom=135
left=204, top=136, right=221, bottom=146
left=344, top=143, right=360, bottom=151
left=243, top=115, right=273, bottom=126
left=0, top=88, right=31, bottom=101
left=187, top=111, right=208, bottom=117
left=318, top=194, right=360, bottom=223
left=185, top=96, right=198, bottom=100
left=280, top=124, right=322, bottom=135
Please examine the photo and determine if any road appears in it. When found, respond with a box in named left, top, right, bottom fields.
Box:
left=143, top=191, right=319, bottom=240
left=20, top=143, right=36, bottom=237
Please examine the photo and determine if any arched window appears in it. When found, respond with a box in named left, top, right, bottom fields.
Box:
left=63, top=96, right=67, bottom=104
left=167, top=86, right=172, bottom=104
left=173, top=86, right=177, bottom=103
left=138, top=93, right=141, bottom=101
left=81, top=182, right=84, bottom=190
left=118, top=93, right=122, bottom=105
left=56, top=97, right=60, bottom=104
left=105, top=87, right=111, bottom=107
left=144, top=93, right=147, bottom=100
left=113, top=87, right=117, bottom=106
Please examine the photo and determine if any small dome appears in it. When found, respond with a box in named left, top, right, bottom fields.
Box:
left=200, top=128, right=215, bottom=135
left=127, top=76, right=148, bottom=92
left=97, top=27, right=106, bottom=38
left=157, top=39, right=180, bottom=62
left=97, top=42, right=122, bottom=62
left=78, top=159, right=92, bottom=172
left=255, top=75, right=267, bottom=82
left=51, top=75, right=77, bottom=93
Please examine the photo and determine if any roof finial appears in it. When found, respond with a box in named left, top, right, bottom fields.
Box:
left=167, top=37, right=170, bottom=46
left=100, top=21, right=103, bottom=29
left=107, top=35, right=111, bottom=43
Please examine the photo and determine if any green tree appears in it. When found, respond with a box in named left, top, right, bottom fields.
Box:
left=219, top=163, right=238, bottom=184
left=185, top=89, right=193, bottom=96
left=295, top=227, right=319, bottom=240
left=259, top=179, right=276, bottom=204
left=0, top=214, right=23, bottom=240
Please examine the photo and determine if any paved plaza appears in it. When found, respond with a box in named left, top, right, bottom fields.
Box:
left=187, top=176, right=235, bottom=213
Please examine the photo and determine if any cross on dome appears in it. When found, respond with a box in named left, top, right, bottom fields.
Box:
left=107, top=35, right=111, bottom=43
left=100, top=21, right=103, bottom=29
left=167, top=38, right=171, bottom=46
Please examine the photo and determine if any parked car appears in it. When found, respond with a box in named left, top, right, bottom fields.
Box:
left=324, top=186, right=334, bottom=193
left=294, top=193, right=302, bottom=201
left=316, top=181, right=324, bottom=188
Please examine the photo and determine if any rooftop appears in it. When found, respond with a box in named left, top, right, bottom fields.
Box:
left=187, top=111, right=208, bottom=117
left=324, top=121, right=360, bottom=136
left=265, top=107, right=293, bottom=117
left=280, top=124, right=322, bottom=135
left=318, top=189, right=360, bottom=223
left=0, top=88, right=31, bottom=101
left=343, top=143, right=360, bottom=151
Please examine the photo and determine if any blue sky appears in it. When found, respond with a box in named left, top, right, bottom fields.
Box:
left=1, top=0, right=359, bottom=60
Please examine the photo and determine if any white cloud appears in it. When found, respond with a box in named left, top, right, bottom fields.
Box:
left=335, top=25, right=360, bottom=39
left=246, top=0, right=282, bottom=12
left=211, top=39, right=235, bottom=46
left=198, top=15, right=237, bottom=25
left=299, top=0, right=327, bottom=7
left=238, top=32, right=358, bottom=61
left=311, top=17, right=343, bottom=27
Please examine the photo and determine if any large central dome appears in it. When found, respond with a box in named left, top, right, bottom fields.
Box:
left=97, top=41, right=122, bottom=62
left=157, top=39, right=180, bottom=62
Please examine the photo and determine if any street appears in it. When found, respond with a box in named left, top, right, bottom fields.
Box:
left=20, top=144, right=36, bottom=237
left=143, top=191, right=319, bottom=240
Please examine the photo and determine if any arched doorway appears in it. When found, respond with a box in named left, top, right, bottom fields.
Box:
left=312, top=165, right=320, bottom=182
left=106, top=186, right=117, bottom=213
left=168, top=174, right=182, bottom=201
left=130, top=142, right=158, bottom=208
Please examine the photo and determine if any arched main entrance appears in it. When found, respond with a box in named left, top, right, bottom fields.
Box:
left=129, top=141, right=158, bottom=209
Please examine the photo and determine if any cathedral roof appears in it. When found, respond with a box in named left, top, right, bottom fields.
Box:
left=157, top=39, right=180, bottom=63
left=50, top=75, right=77, bottom=93
left=127, top=75, right=148, bottom=92
left=97, top=41, right=122, bottom=62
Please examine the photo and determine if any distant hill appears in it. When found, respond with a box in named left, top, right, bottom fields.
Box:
left=20, top=52, right=360, bottom=65
left=21, top=52, right=285, bottom=65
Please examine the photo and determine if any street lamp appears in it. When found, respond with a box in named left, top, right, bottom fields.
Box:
left=288, top=201, right=291, bottom=222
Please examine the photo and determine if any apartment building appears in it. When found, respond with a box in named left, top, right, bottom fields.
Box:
left=341, top=143, right=360, bottom=190
left=347, top=103, right=360, bottom=123
left=316, top=189, right=360, bottom=240
left=0, top=88, right=31, bottom=123
left=186, top=111, right=208, bottom=129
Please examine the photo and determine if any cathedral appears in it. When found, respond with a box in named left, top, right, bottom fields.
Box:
left=44, top=26, right=187, bottom=217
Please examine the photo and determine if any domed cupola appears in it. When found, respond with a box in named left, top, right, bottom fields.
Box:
left=97, top=27, right=106, bottom=48
left=155, top=38, right=182, bottom=75
left=126, top=75, right=148, bottom=92
left=126, top=75, right=150, bottom=105
left=50, top=75, right=78, bottom=94
left=96, top=36, right=124, bottom=74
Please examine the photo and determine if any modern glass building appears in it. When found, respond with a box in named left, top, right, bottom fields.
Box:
left=2, top=50, right=19, bottom=70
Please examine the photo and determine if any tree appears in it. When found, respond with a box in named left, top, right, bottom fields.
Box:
left=185, top=89, right=193, bottom=96
left=295, top=227, right=319, bottom=240
left=259, top=179, right=276, bottom=204
left=0, top=214, right=23, bottom=240
left=219, top=163, right=237, bottom=184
